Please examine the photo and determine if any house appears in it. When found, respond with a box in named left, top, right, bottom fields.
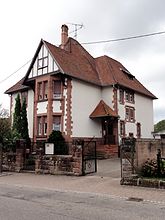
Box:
left=5, top=24, right=157, bottom=157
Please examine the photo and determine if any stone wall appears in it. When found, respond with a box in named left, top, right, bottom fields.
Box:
left=135, top=138, right=165, bottom=168
left=97, top=144, right=118, bottom=159
left=35, top=145, right=82, bottom=176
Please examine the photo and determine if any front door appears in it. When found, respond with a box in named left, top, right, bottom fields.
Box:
left=102, top=118, right=116, bottom=144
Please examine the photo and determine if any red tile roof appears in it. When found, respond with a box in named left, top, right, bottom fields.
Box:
left=5, top=37, right=157, bottom=99
left=90, top=100, right=118, bottom=118
left=5, top=77, right=29, bottom=94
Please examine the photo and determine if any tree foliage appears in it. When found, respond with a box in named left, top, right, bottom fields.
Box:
left=21, top=98, right=30, bottom=145
left=0, top=104, right=11, bottom=146
left=12, top=94, right=30, bottom=144
left=154, top=120, right=165, bottom=133
left=12, top=94, right=22, bottom=136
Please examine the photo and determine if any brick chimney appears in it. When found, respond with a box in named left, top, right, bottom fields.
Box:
left=61, top=24, right=68, bottom=49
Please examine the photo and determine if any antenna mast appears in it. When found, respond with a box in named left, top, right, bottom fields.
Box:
left=67, top=23, right=84, bottom=39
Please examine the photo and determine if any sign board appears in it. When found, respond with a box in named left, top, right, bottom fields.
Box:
left=45, top=143, right=54, bottom=155
left=84, top=160, right=96, bottom=174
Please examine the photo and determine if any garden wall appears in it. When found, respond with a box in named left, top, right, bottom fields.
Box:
left=2, top=145, right=83, bottom=176
left=135, top=138, right=165, bottom=168
left=35, top=145, right=82, bottom=176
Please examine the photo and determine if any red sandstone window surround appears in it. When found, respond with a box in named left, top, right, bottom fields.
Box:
left=125, top=106, right=135, bottom=122
left=125, top=91, right=134, bottom=103
left=53, top=80, right=62, bottom=99
left=37, top=116, right=47, bottom=136
left=53, top=116, right=61, bottom=131
left=43, top=81, right=48, bottom=100
left=37, top=81, right=48, bottom=101
left=119, top=89, right=124, bottom=104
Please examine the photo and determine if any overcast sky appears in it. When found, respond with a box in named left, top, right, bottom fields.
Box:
left=0, top=0, right=165, bottom=123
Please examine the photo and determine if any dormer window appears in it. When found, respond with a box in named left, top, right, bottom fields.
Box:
left=120, top=68, right=135, bottom=80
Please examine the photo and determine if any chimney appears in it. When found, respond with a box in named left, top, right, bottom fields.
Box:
left=61, top=24, right=68, bottom=49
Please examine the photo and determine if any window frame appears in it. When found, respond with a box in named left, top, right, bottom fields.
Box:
left=125, top=106, right=135, bottom=122
left=53, top=80, right=62, bottom=99
left=52, top=115, right=61, bottom=131
left=120, top=120, right=125, bottom=137
left=119, top=89, right=124, bottom=104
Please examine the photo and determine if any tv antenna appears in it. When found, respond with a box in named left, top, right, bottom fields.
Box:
left=67, top=23, right=84, bottom=39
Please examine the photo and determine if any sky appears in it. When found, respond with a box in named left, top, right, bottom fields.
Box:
left=0, top=0, right=165, bottom=123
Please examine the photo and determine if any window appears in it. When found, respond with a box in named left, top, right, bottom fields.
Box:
left=38, top=117, right=42, bottom=135
left=38, top=57, right=48, bottom=69
left=37, top=116, right=47, bottom=136
left=53, top=116, right=61, bottom=131
left=125, top=106, right=135, bottom=122
left=43, top=116, right=47, bottom=135
left=38, top=82, right=42, bottom=100
left=137, top=123, right=141, bottom=138
left=125, top=91, right=134, bottom=103
left=53, top=81, right=62, bottom=99
left=119, top=89, right=124, bottom=104
left=120, top=121, right=125, bottom=136
left=43, top=81, right=48, bottom=99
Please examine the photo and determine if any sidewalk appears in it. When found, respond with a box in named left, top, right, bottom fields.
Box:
left=0, top=171, right=165, bottom=204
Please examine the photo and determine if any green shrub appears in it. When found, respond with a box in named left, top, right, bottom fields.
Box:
left=47, top=131, right=68, bottom=155
left=141, top=159, right=165, bottom=178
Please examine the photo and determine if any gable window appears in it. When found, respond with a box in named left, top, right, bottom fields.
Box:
left=37, top=56, right=48, bottom=75
left=53, top=116, right=61, bottom=131
left=137, top=122, right=141, bottom=138
left=120, top=120, right=125, bottom=136
left=119, top=89, right=124, bottom=104
left=53, top=81, right=62, bottom=99
left=125, top=106, right=135, bottom=122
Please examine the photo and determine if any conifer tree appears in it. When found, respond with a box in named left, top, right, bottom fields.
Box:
left=12, top=94, right=22, bottom=138
left=21, top=98, right=30, bottom=145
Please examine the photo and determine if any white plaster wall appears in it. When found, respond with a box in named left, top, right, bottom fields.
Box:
left=101, top=86, right=114, bottom=108
left=72, top=79, right=102, bottom=138
left=37, top=101, right=48, bottom=114
left=135, top=94, right=154, bottom=138
left=53, top=100, right=61, bottom=113
left=117, top=88, right=154, bottom=138
left=11, top=93, right=18, bottom=123
left=27, top=90, right=34, bottom=138
left=63, top=85, right=67, bottom=132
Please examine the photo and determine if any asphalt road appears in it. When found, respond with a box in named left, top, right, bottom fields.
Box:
left=0, top=184, right=165, bottom=220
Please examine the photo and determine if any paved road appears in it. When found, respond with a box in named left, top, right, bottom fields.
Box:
left=0, top=184, right=165, bottom=220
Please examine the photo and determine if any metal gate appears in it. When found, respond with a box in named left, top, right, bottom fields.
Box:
left=120, top=137, right=136, bottom=181
left=23, top=152, right=36, bottom=171
left=82, top=141, right=97, bottom=175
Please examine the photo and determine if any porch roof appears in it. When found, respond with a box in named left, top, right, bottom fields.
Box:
left=89, top=100, right=118, bottom=118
